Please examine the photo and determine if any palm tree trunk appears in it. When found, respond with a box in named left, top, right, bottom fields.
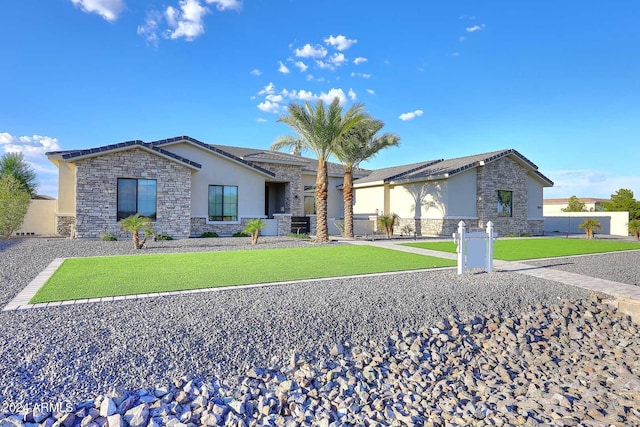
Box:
left=343, top=169, right=354, bottom=238
left=315, top=159, right=329, bottom=243
left=132, top=230, right=140, bottom=249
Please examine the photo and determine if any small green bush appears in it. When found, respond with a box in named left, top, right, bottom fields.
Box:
left=232, top=231, right=250, bottom=237
left=520, top=233, right=532, bottom=237
left=100, top=232, right=117, bottom=241
left=505, top=233, right=518, bottom=238
left=201, top=231, right=219, bottom=238
left=287, top=232, right=310, bottom=239
left=154, top=234, right=174, bottom=241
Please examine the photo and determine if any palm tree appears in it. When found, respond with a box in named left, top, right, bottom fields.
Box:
left=333, top=117, right=400, bottom=237
left=119, top=214, right=155, bottom=249
left=0, top=152, right=37, bottom=197
left=377, top=213, right=399, bottom=239
left=578, top=218, right=602, bottom=239
left=272, top=98, right=366, bottom=243
left=629, top=219, right=640, bottom=240
left=243, top=218, right=265, bottom=245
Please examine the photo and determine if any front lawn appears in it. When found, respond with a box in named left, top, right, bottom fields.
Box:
left=403, top=238, right=640, bottom=261
left=31, top=245, right=455, bottom=303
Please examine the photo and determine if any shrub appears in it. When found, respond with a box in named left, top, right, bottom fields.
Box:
left=287, top=232, right=310, bottom=239
left=377, top=213, right=399, bottom=239
left=232, top=232, right=250, bottom=237
left=0, top=175, right=31, bottom=239
left=578, top=218, right=602, bottom=239
left=154, top=234, right=174, bottom=241
left=629, top=219, right=640, bottom=240
left=100, top=232, right=117, bottom=241
left=119, top=214, right=154, bottom=249
left=201, top=231, right=219, bottom=238
left=243, top=219, right=265, bottom=245
left=400, top=224, right=414, bottom=237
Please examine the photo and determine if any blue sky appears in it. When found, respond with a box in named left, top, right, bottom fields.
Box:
left=1, top=0, right=639, bottom=199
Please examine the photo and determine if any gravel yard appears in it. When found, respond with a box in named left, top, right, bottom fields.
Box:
left=527, top=250, right=640, bottom=287
left=0, top=237, right=638, bottom=425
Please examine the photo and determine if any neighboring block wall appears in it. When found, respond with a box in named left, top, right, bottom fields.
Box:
left=476, top=156, right=540, bottom=236
left=74, top=149, right=192, bottom=239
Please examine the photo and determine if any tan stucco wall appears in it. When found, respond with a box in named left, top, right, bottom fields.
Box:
left=390, top=181, right=448, bottom=219
left=353, top=185, right=385, bottom=216
left=161, top=142, right=267, bottom=219
left=527, top=176, right=544, bottom=219
left=447, top=169, right=477, bottom=217
left=57, top=161, right=76, bottom=215
left=303, top=173, right=345, bottom=219
left=543, top=201, right=602, bottom=215
left=16, top=199, right=57, bottom=235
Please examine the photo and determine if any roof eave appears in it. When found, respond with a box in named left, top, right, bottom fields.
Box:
left=61, top=145, right=202, bottom=171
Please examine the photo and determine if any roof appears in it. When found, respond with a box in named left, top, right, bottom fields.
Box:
left=354, top=148, right=554, bottom=187
left=47, top=140, right=202, bottom=170
left=544, top=197, right=610, bottom=204
left=149, top=136, right=275, bottom=177
left=211, top=143, right=369, bottom=178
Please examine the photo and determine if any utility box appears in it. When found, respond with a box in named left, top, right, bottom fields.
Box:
left=452, top=221, right=498, bottom=274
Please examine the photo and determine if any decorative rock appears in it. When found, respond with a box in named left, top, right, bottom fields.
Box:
left=99, top=399, right=117, bottom=418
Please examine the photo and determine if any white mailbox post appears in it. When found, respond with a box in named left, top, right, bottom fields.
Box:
left=452, top=221, right=498, bottom=274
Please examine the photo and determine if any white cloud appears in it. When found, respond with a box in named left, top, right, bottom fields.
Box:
left=250, top=69, right=262, bottom=76
left=256, top=118, right=268, bottom=123
left=305, top=74, right=324, bottom=82
left=278, top=61, right=290, bottom=74
left=353, top=57, right=367, bottom=65
left=137, top=10, right=162, bottom=45
left=348, top=88, right=356, bottom=101
left=315, top=60, right=334, bottom=70
left=542, top=169, right=640, bottom=200
left=257, top=100, right=280, bottom=113
left=319, top=88, right=347, bottom=105
left=70, top=0, right=125, bottom=22
left=398, top=110, right=424, bottom=121
left=459, top=36, right=467, bottom=42
left=466, top=24, right=486, bottom=32
left=324, top=35, right=357, bottom=51
left=351, top=72, right=371, bottom=79
left=266, top=94, right=283, bottom=103
left=205, top=0, right=241, bottom=11
left=451, top=52, right=460, bottom=57
left=294, top=44, right=327, bottom=59
left=366, top=89, right=375, bottom=95
left=329, top=53, right=347, bottom=67
left=294, top=61, right=308, bottom=72
left=258, top=82, right=276, bottom=95
left=293, top=90, right=317, bottom=102
left=0, top=132, right=61, bottom=196
left=0, top=133, right=61, bottom=157
left=165, top=0, right=209, bottom=41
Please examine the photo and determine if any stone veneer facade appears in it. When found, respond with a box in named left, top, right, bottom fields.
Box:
left=74, top=149, right=192, bottom=239
left=476, top=156, right=542, bottom=236
left=56, top=215, right=76, bottom=237
left=252, top=162, right=305, bottom=216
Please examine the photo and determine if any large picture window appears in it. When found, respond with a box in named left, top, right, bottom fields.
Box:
left=209, top=185, right=238, bottom=221
left=117, top=178, right=157, bottom=220
left=497, top=190, right=513, bottom=217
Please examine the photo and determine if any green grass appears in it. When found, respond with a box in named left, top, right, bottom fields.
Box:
left=403, top=238, right=640, bottom=261
left=31, top=246, right=455, bottom=303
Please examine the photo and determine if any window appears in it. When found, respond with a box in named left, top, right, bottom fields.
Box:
left=209, top=185, right=238, bottom=221
left=497, top=190, right=512, bottom=217
left=117, top=178, right=157, bottom=220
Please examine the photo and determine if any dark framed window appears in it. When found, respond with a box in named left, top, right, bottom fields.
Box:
left=497, top=190, right=513, bottom=217
left=117, top=178, right=157, bottom=220
left=209, top=185, right=238, bottom=221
